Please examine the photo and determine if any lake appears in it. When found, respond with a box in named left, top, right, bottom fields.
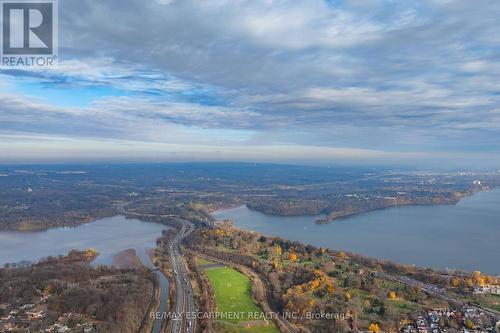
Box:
left=0, top=215, right=166, bottom=266
left=0, top=215, right=170, bottom=333
left=213, top=189, right=500, bottom=274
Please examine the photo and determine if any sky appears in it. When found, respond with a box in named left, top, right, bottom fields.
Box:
left=1, top=0, right=500, bottom=168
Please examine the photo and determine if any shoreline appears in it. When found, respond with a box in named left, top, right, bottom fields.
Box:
left=211, top=215, right=500, bottom=277
left=0, top=215, right=166, bottom=267
left=210, top=203, right=246, bottom=215
left=0, top=213, right=160, bottom=233
left=314, top=199, right=461, bottom=224
left=2, top=187, right=492, bottom=232
left=215, top=188, right=492, bottom=225
left=315, top=187, right=493, bottom=224
left=211, top=189, right=500, bottom=276
left=0, top=212, right=116, bottom=233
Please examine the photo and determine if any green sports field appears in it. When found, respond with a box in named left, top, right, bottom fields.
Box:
left=204, top=266, right=280, bottom=333
left=205, top=266, right=262, bottom=322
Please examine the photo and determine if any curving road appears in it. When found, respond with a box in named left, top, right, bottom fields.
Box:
left=168, top=219, right=196, bottom=333
left=116, top=200, right=196, bottom=333
left=118, top=199, right=499, bottom=332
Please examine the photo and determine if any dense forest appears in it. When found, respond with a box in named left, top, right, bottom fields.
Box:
left=247, top=191, right=465, bottom=223
left=0, top=251, right=154, bottom=333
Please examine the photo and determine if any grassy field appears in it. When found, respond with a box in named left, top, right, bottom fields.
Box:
left=473, top=294, right=500, bottom=312
left=204, top=266, right=280, bottom=333
left=215, top=321, right=280, bottom=333
left=205, top=267, right=262, bottom=322
left=197, top=257, right=217, bottom=266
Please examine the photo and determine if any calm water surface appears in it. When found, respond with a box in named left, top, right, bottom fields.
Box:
left=214, top=189, right=500, bottom=274
left=0, top=215, right=166, bottom=266
left=136, top=247, right=170, bottom=333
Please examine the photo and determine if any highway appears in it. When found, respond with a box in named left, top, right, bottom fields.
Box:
left=376, top=271, right=500, bottom=321
left=118, top=199, right=500, bottom=332
left=168, top=219, right=196, bottom=333
left=117, top=200, right=197, bottom=333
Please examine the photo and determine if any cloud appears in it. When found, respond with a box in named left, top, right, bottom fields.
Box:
left=1, top=0, right=500, bottom=166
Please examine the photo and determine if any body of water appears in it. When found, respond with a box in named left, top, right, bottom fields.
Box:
left=136, top=247, right=170, bottom=333
left=214, top=189, right=500, bottom=274
left=0, top=215, right=166, bottom=266
left=0, top=215, right=170, bottom=333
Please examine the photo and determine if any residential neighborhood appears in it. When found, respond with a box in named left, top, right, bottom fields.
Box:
left=1, top=291, right=97, bottom=333
left=401, top=307, right=499, bottom=333
left=474, top=285, right=500, bottom=296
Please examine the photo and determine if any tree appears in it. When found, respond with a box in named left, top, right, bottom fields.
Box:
left=473, top=271, right=486, bottom=286
left=44, top=284, right=54, bottom=295
left=484, top=275, right=494, bottom=284
left=326, top=282, right=334, bottom=294
left=451, top=278, right=460, bottom=288
left=438, top=317, right=446, bottom=328
left=274, top=245, right=282, bottom=257
left=310, top=279, right=321, bottom=291
left=368, top=322, right=380, bottom=333
left=378, top=301, right=386, bottom=315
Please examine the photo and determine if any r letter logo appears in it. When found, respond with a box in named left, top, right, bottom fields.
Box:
left=1, top=0, right=58, bottom=67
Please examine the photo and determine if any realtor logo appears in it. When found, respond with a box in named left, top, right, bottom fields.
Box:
left=1, top=0, right=58, bottom=67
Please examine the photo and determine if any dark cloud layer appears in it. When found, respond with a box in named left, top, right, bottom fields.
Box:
left=1, top=0, right=500, bottom=166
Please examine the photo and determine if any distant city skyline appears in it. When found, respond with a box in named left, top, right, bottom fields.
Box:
left=1, top=0, right=500, bottom=168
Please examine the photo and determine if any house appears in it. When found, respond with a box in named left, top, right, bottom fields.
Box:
left=19, top=304, right=35, bottom=310
left=27, top=310, right=46, bottom=320
left=473, top=285, right=500, bottom=295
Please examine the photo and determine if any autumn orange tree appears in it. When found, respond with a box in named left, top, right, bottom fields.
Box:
left=326, top=282, right=334, bottom=294
left=450, top=278, right=461, bottom=288
left=339, top=252, right=349, bottom=260
left=274, top=244, right=282, bottom=256
left=368, top=322, right=380, bottom=333
left=473, top=271, right=486, bottom=286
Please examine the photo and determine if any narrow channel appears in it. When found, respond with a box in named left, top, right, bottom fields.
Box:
left=136, top=249, right=170, bottom=333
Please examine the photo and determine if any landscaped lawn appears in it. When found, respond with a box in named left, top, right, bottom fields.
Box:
left=390, top=299, right=419, bottom=313
left=197, top=257, right=217, bottom=266
left=205, top=266, right=262, bottom=322
left=205, top=266, right=280, bottom=333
